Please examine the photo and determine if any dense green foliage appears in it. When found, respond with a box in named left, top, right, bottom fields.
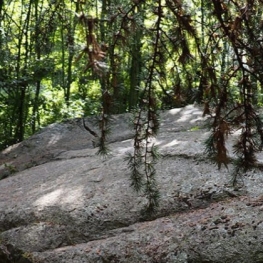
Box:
left=1, top=0, right=263, bottom=212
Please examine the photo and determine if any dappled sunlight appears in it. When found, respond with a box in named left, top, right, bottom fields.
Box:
left=34, top=185, right=86, bottom=210
left=47, top=134, right=63, bottom=147
left=115, top=145, right=134, bottom=155
left=32, top=166, right=88, bottom=210
left=177, top=109, right=203, bottom=123
left=232, top=129, right=242, bottom=136
left=158, top=140, right=189, bottom=152
left=63, top=188, right=85, bottom=204
left=163, top=139, right=185, bottom=148
left=34, top=189, right=64, bottom=207
left=152, top=136, right=181, bottom=150
left=164, top=105, right=206, bottom=126
left=2, top=142, right=21, bottom=154
left=167, top=108, right=182, bottom=115
left=189, top=116, right=205, bottom=124
left=156, top=139, right=182, bottom=148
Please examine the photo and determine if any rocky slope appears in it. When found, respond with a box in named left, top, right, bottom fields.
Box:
left=0, top=105, right=263, bottom=263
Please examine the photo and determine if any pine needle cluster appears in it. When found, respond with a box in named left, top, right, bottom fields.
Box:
left=96, top=109, right=111, bottom=157
left=205, top=87, right=263, bottom=185
left=126, top=105, right=160, bottom=215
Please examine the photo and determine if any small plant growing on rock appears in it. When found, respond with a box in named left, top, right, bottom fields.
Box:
left=4, top=163, right=18, bottom=174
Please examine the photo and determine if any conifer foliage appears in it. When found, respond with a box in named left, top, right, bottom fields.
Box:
left=204, top=0, right=263, bottom=184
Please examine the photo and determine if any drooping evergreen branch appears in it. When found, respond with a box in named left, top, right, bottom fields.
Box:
left=231, top=76, right=263, bottom=183
left=126, top=107, right=160, bottom=215
left=205, top=1, right=263, bottom=183
left=75, top=14, right=107, bottom=75
left=75, top=3, right=112, bottom=156
left=126, top=0, right=163, bottom=215
left=96, top=107, right=111, bottom=156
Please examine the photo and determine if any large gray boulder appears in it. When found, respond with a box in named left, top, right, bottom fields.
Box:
left=0, top=105, right=263, bottom=263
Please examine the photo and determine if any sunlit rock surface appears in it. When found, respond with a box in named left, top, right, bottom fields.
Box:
left=0, top=105, right=263, bottom=263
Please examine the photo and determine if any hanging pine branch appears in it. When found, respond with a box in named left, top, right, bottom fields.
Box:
left=74, top=3, right=112, bottom=156
left=126, top=0, right=163, bottom=215
left=204, top=1, right=263, bottom=184
left=126, top=104, right=161, bottom=215
left=95, top=107, right=111, bottom=156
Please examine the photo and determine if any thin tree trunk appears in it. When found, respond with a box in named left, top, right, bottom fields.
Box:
left=14, top=0, right=32, bottom=142
left=129, top=4, right=143, bottom=111
left=65, top=1, right=79, bottom=105
left=31, top=0, right=41, bottom=134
